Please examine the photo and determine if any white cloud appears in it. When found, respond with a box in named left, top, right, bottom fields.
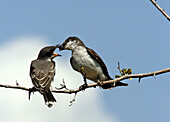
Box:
left=0, top=37, right=119, bottom=122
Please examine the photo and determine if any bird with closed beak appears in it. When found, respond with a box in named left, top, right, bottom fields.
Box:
left=29, top=45, right=61, bottom=107
left=59, top=37, right=128, bottom=89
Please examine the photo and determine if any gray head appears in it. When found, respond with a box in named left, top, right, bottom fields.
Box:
left=38, top=44, right=61, bottom=59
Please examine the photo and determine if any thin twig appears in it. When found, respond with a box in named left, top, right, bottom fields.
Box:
left=138, top=77, right=142, bottom=83
left=16, top=80, right=19, bottom=86
left=150, top=0, right=170, bottom=22
left=117, top=62, right=125, bottom=75
left=69, top=92, right=77, bottom=106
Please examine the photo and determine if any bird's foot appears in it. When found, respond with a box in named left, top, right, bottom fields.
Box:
left=79, top=83, right=88, bottom=91
left=28, top=87, right=37, bottom=100
left=80, top=66, right=84, bottom=71
left=97, top=81, right=103, bottom=88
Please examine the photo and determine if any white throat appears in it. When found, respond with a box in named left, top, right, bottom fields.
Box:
left=45, top=58, right=52, bottom=61
left=72, top=46, right=87, bottom=56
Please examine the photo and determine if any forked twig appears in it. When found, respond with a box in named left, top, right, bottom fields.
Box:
left=69, top=92, right=77, bottom=106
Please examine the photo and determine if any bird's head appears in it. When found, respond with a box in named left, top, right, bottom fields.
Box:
left=59, top=37, right=85, bottom=51
left=38, top=44, right=61, bottom=60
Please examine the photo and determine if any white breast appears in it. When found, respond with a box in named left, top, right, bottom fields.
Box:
left=71, top=46, right=107, bottom=82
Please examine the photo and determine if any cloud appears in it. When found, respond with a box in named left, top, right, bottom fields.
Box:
left=0, top=36, right=119, bottom=122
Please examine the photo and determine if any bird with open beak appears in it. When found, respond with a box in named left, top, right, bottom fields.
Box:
left=59, top=37, right=128, bottom=89
left=29, top=45, right=61, bottom=107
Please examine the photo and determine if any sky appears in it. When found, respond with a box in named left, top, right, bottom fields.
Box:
left=0, top=0, right=170, bottom=122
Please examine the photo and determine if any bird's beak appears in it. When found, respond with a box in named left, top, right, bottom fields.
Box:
left=53, top=53, right=62, bottom=57
left=55, top=44, right=60, bottom=48
left=58, top=45, right=64, bottom=51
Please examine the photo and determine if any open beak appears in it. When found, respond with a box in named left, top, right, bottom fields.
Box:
left=53, top=53, right=62, bottom=57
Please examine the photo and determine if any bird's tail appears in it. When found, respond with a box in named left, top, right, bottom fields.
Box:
left=43, top=90, right=56, bottom=108
left=101, top=78, right=128, bottom=89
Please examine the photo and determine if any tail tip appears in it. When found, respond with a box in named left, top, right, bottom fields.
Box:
left=101, top=82, right=128, bottom=89
left=46, top=101, right=55, bottom=108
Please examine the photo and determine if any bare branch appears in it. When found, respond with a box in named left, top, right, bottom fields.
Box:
left=0, top=68, right=170, bottom=94
left=150, top=0, right=170, bottom=22
left=0, top=84, right=29, bottom=91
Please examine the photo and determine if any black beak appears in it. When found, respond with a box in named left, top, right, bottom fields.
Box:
left=58, top=54, right=62, bottom=56
left=55, top=44, right=60, bottom=48
left=58, top=45, right=64, bottom=51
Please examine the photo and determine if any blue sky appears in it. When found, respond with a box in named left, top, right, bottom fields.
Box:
left=0, top=0, right=170, bottom=122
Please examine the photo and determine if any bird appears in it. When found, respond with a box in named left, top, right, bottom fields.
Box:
left=29, top=45, right=61, bottom=107
left=58, top=37, right=128, bottom=89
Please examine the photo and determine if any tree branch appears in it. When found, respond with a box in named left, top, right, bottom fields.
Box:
left=0, top=84, right=29, bottom=91
left=150, top=0, right=170, bottom=22
left=0, top=68, right=170, bottom=94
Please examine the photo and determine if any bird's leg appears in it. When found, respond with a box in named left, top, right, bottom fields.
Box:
left=28, top=87, right=37, bottom=100
left=97, top=77, right=103, bottom=88
left=79, top=67, right=88, bottom=90
left=80, top=67, right=87, bottom=85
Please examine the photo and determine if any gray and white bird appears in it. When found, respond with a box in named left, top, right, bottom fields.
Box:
left=59, top=37, right=128, bottom=89
left=29, top=45, right=61, bottom=107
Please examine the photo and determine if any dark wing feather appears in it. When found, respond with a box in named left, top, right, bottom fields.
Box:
left=30, top=60, right=55, bottom=91
left=87, top=48, right=112, bottom=80
left=70, top=57, right=79, bottom=72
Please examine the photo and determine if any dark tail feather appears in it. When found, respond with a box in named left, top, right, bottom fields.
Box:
left=101, top=81, right=128, bottom=89
left=43, top=90, right=56, bottom=107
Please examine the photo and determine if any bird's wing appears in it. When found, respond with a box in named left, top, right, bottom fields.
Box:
left=87, top=48, right=112, bottom=79
left=30, top=60, right=55, bottom=91
left=70, top=57, right=79, bottom=72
